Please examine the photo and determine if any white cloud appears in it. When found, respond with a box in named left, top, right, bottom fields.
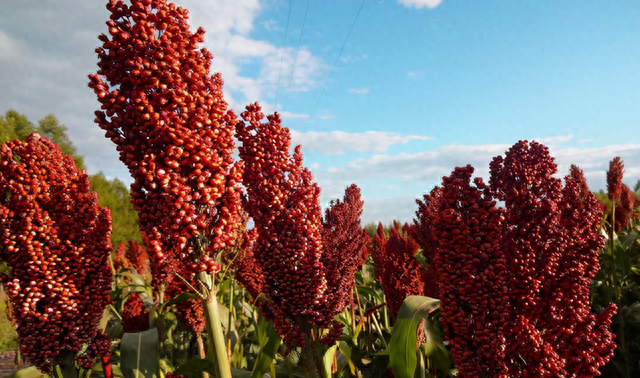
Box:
left=260, top=47, right=328, bottom=96
left=280, top=111, right=310, bottom=120
left=260, top=19, right=279, bottom=31
left=291, top=130, right=433, bottom=155
left=349, top=88, right=370, bottom=95
left=314, top=142, right=640, bottom=223
left=360, top=196, right=418, bottom=225
left=407, top=70, right=424, bottom=78
left=325, top=144, right=509, bottom=181
left=324, top=143, right=640, bottom=185
left=534, top=135, right=572, bottom=144
left=398, top=0, right=444, bottom=10
left=0, top=0, right=329, bottom=182
left=226, top=35, right=276, bottom=57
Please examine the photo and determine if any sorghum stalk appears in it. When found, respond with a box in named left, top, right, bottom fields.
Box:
left=89, top=1, right=244, bottom=375
left=235, top=104, right=368, bottom=374
left=429, top=141, right=616, bottom=377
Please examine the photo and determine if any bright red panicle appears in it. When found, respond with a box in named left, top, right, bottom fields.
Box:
left=0, top=134, right=112, bottom=373
left=88, top=0, right=243, bottom=282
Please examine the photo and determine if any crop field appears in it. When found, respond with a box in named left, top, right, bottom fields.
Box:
left=1, top=1, right=639, bottom=378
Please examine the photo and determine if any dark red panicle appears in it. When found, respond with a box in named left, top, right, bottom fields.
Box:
left=430, top=141, right=616, bottom=377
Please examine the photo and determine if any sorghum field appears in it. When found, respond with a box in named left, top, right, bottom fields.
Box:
left=1, top=1, right=639, bottom=378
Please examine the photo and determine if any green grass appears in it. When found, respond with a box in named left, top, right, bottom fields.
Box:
left=0, top=294, right=19, bottom=353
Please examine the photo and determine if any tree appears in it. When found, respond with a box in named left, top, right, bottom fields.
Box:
left=89, top=173, right=141, bottom=247
left=0, top=110, right=35, bottom=143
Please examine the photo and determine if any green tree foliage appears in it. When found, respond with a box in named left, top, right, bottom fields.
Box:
left=0, top=292, right=19, bottom=353
left=89, top=173, right=141, bottom=247
left=0, top=109, right=35, bottom=143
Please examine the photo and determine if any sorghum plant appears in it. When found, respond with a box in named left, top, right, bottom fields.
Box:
left=593, top=156, right=640, bottom=378
left=125, top=240, right=150, bottom=275
left=606, top=157, right=636, bottom=233
left=235, top=104, right=368, bottom=375
left=0, top=134, right=112, bottom=376
left=89, top=1, right=243, bottom=375
left=370, top=222, right=428, bottom=322
left=412, top=187, right=442, bottom=299
left=432, top=141, right=617, bottom=377
left=121, top=293, right=150, bottom=333
left=112, top=241, right=132, bottom=273
left=321, top=184, right=371, bottom=337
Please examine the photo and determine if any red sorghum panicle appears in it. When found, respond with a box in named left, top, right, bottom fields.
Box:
left=370, top=222, right=427, bottom=322
left=412, top=186, right=442, bottom=299
left=113, top=241, right=132, bottom=272
left=320, top=184, right=369, bottom=338
left=605, top=157, right=635, bottom=232
left=233, top=228, right=264, bottom=300
left=0, top=134, right=112, bottom=373
left=431, top=141, right=616, bottom=377
left=89, top=0, right=243, bottom=282
left=236, top=104, right=368, bottom=346
left=126, top=240, right=150, bottom=275
left=176, top=297, right=205, bottom=334
left=236, top=104, right=326, bottom=345
left=164, top=265, right=206, bottom=334
left=547, top=165, right=617, bottom=376
left=489, top=140, right=562, bottom=318
left=121, top=293, right=150, bottom=333
left=607, top=157, right=624, bottom=204
left=432, top=165, right=509, bottom=377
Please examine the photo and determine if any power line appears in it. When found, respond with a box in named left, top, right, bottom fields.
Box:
left=274, top=0, right=293, bottom=109
left=282, top=0, right=312, bottom=112
left=305, top=0, right=366, bottom=129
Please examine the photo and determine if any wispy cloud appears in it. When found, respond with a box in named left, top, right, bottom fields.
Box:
left=534, top=135, right=572, bottom=144
left=324, top=143, right=640, bottom=185
left=349, top=88, right=370, bottom=95
left=0, top=0, right=329, bottom=179
left=398, top=0, right=445, bottom=10
left=291, top=130, right=433, bottom=155
left=316, top=142, right=640, bottom=224
left=280, top=111, right=310, bottom=120
left=407, top=70, right=424, bottom=78
left=259, top=19, right=279, bottom=31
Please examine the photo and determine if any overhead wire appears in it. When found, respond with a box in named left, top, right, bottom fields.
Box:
left=281, top=0, right=312, bottom=112
left=304, top=0, right=366, bottom=131
left=273, top=0, right=293, bottom=109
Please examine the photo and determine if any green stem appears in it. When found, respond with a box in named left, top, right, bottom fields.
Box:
left=56, top=351, right=78, bottom=378
left=157, top=282, right=166, bottom=353
left=226, top=278, right=235, bottom=358
left=197, top=271, right=232, bottom=378
left=298, top=319, right=323, bottom=378
left=610, top=204, right=631, bottom=378
left=369, top=311, right=388, bottom=349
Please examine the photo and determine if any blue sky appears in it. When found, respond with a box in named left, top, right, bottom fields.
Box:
left=1, top=0, right=639, bottom=224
